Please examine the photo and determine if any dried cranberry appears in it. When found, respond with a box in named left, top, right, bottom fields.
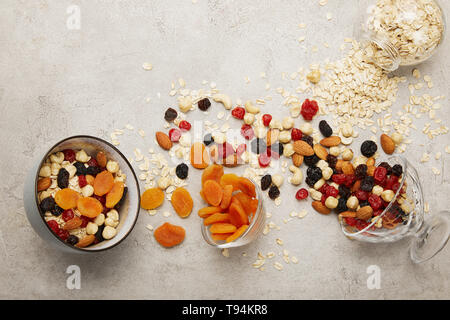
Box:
left=360, top=140, right=378, bottom=157
left=344, top=174, right=356, bottom=188
left=392, top=182, right=401, bottom=192
left=63, top=149, right=76, bottom=162
left=373, top=166, right=387, bottom=184
left=87, top=158, right=98, bottom=167
left=231, top=107, right=245, bottom=120
left=384, top=175, right=398, bottom=190
left=78, top=175, right=87, bottom=188
left=319, top=120, right=333, bottom=137
left=47, top=220, right=59, bottom=233
left=325, top=186, right=339, bottom=198
left=57, top=229, right=69, bottom=241
left=344, top=217, right=357, bottom=227
left=355, top=164, right=368, bottom=180
left=368, top=194, right=382, bottom=210
left=262, top=114, right=272, bottom=127
left=378, top=162, right=392, bottom=175
left=178, top=120, right=191, bottom=131
left=319, top=183, right=329, bottom=194
left=373, top=209, right=384, bottom=217
left=261, top=175, right=272, bottom=191
left=300, top=99, right=319, bottom=121
left=355, top=190, right=369, bottom=201
left=356, top=219, right=370, bottom=230
left=295, top=188, right=309, bottom=200
left=164, top=108, right=178, bottom=122
left=332, top=173, right=346, bottom=185
left=80, top=216, right=91, bottom=228
left=236, top=144, right=247, bottom=157
left=291, top=128, right=303, bottom=141
left=169, top=128, right=182, bottom=142
left=241, top=124, right=255, bottom=140
left=321, top=194, right=327, bottom=205
left=198, top=98, right=211, bottom=111
left=258, top=152, right=271, bottom=168
left=62, top=209, right=75, bottom=222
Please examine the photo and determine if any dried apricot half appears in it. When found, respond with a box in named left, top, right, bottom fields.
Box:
left=219, top=173, right=240, bottom=191
left=226, top=225, right=249, bottom=243
left=203, top=213, right=231, bottom=226
left=77, top=197, right=103, bottom=218
left=219, top=184, right=233, bottom=210
left=201, top=164, right=224, bottom=186
left=140, top=188, right=164, bottom=210
left=171, top=187, right=193, bottom=218
left=198, top=206, right=222, bottom=218
left=228, top=200, right=249, bottom=227
left=55, top=188, right=80, bottom=210
left=237, top=177, right=256, bottom=198
left=93, top=170, right=114, bottom=196
left=202, top=180, right=223, bottom=207
left=209, top=223, right=237, bottom=234
left=154, top=222, right=185, bottom=248
left=105, top=181, right=125, bottom=208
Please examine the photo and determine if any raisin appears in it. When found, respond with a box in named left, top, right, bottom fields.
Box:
left=392, top=164, right=403, bottom=177
left=86, top=166, right=101, bottom=176
left=203, top=133, right=214, bottom=146
left=164, top=108, right=178, bottom=122
left=360, top=176, right=374, bottom=192
left=336, top=197, right=348, bottom=213
left=74, top=162, right=87, bottom=176
left=51, top=206, right=64, bottom=216
left=198, top=98, right=211, bottom=111
left=115, top=187, right=128, bottom=210
left=268, top=185, right=280, bottom=200
left=326, top=154, right=337, bottom=168
left=175, top=163, right=189, bottom=179
left=261, top=175, right=272, bottom=191
left=94, top=225, right=105, bottom=242
left=305, top=176, right=316, bottom=188
left=304, top=154, right=319, bottom=167
left=319, top=120, right=332, bottom=137
left=338, top=185, right=351, bottom=199
left=378, top=162, right=392, bottom=175
left=57, top=168, right=69, bottom=189
left=355, top=164, right=368, bottom=180
left=301, top=135, right=314, bottom=147
left=66, top=235, right=79, bottom=246
left=361, top=140, right=378, bottom=157
left=250, top=138, right=267, bottom=154
left=40, top=197, right=56, bottom=213
left=359, top=200, right=370, bottom=207
left=307, top=166, right=322, bottom=181
left=270, top=142, right=283, bottom=155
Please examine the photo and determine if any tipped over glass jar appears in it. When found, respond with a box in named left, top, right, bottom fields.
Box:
left=355, top=0, right=446, bottom=71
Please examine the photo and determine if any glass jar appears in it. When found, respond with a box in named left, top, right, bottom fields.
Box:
left=355, top=0, right=446, bottom=71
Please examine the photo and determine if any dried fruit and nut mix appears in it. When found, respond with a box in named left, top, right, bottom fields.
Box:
left=37, top=149, right=127, bottom=248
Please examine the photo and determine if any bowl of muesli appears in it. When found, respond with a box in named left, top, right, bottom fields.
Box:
left=24, top=135, right=140, bottom=253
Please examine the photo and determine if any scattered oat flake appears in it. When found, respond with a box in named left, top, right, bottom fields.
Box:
left=138, top=129, right=146, bottom=137
left=291, top=256, right=299, bottom=264
left=222, top=248, right=230, bottom=258
left=276, top=238, right=283, bottom=246
left=274, top=262, right=283, bottom=271
left=142, top=62, right=153, bottom=70
left=298, top=210, right=308, bottom=218
left=432, top=167, right=440, bottom=175
left=146, top=224, right=154, bottom=231
left=326, top=12, right=333, bottom=20
left=319, top=0, right=328, bottom=5
left=446, top=146, right=450, bottom=154
left=147, top=210, right=157, bottom=216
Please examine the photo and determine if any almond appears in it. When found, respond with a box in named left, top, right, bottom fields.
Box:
left=312, top=201, right=331, bottom=215
left=63, top=216, right=83, bottom=230
left=266, top=129, right=279, bottom=146
left=155, top=131, right=172, bottom=150
left=37, top=177, right=52, bottom=192
left=293, top=140, right=314, bottom=156
left=96, top=151, right=107, bottom=168
left=339, top=211, right=356, bottom=218
left=336, top=159, right=345, bottom=172
left=320, top=136, right=341, bottom=147
left=356, top=206, right=373, bottom=220
left=342, top=161, right=355, bottom=175
left=75, top=234, right=96, bottom=248
left=380, top=134, right=395, bottom=154
left=292, top=154, right=304, bottom=167
left=313, top=144, right=328, bottom=160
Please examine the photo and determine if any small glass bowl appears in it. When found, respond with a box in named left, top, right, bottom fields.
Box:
left=201, top=178, right=266, bottom=248
left=340, top=156, right=450, bottom=263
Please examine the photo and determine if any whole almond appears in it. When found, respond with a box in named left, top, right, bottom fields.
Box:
left=293, top=140, right=314, bottom=156
left=356, top=206, right=373, bottom=220
left=339, top=211, right=357, bottom=218
left=292, top=154, right=304, bottom=167
left=96, top=151, right=107, bottom=167
left=266, top=129, right=279, bottom=146
left=155, top=131, right=172, bottom=150
left=75, top=234, right=96, bottom=248
left=313, top=144, right=328, bottom=160
left=312, top=201, right=331, bottom=215
left=380, top=134, right=395, bottom=154
left=63, top=216, right=83, bottom=230
left=336, top=159, right=345, bottom=172
left=37, top=177, right=52, bottom=192
left=320, top=136, right=341, bottom=147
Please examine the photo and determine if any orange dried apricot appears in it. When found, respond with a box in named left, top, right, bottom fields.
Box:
left=86, top=175, right=95, bottom=185
left=219, top=173, right=240, bottom=191
left=219, top=185, right=233, bottom=210
left=201, top=164, right=224, bottom=186
left=203, top=213, right=231, bottom=226
left=232, top=192, right=257, bottom=215
left=96, top=151, right=107, bottom=168
left=199, top=190, right=207, bottom=202
left=171, top=187, right=193, bottom=218
left=93, top=170, right=114, bottom=196
left=140, top=188, right=164, bottom=210
left=190, top=142, right=210, bottom=169
left=55, top=188, right=80, bottom=210
left=202, top=180, right=223, bottom=207
left=211, top=233, right=234, bottom=241
left=228, top=200, right=249, bottom=227
left=198, top=206, right=222, bottom=218
left=237, top=177, right=256, bottom=197
left=77, top=197, right=103, bottom=218
left=209, top=223, right=237, bottom=234
left=105, top=181, right=125, bottom=208
left=154, top=222, right=185, bottom=248
left=226, top=225, right=249, bottom=243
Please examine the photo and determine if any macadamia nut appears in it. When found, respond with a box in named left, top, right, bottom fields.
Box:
left=102, top=226, right=117, bottom=240
left=300, top=123, right=313, bottom=135
left=81, top=185, right=94, bottom=197
left=325, top=196, right=338, bottom=209
left=39, top=165, right=51, bottom=178
left=106, top=160, right=119, bottom=173
left=381, top=190, right=395, bottom=202
left=86, top=222, right=98, bottom=235
left=50, top=152, right=64, bottom=164
left=346, top=196, right=359, bottom=210
left=75, top=149, right=90, bottom=163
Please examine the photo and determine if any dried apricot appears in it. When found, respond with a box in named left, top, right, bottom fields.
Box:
left=231, top=192, right=257, bottom=215
left=55, top=188, right=80, bottom=210
left=140, top=188, right=164, bottom=210
left=219, top=185, right=233, bottom=210
left=237, top=177, right=256, bottom=197
left=93, top=170, right=114, bottom=196
left=219, top=173, right=240, bottom=191
left=105, top=181, right=125, bottom=208
left=198, top=206, right=222, bottom=218
left=203, top=213, right=231, bottom=226
left=190, top=142, right=210, bottom=169
left=209, top=223, right=237, bottom=234
left=96, top=151, right=107, bottom=168
left=226, top=225, right=249, bottom=243
left=154, top=222, right=185, bottom=248
left=201, top=164, right=224, bottom=185
left=211, top=233, right=233, bottom=241
left=202, top=180, right=223, bottom=207
left=228, top=200, right=249, bottom=227
left=171, top=187, right=193, bottom=218
left=77, top=197, right=103, bottom=218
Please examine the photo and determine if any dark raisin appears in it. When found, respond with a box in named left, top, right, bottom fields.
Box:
left=260, top=175, right=272, bottom=191
left=338, top=185, right=351, bottom=199
left=304, top=154, right=319, bottom=167
left=86, top=166, right=101, bottom=176
left=305, top=176, right=316, bottom=187
left=51, top=206, right=64, bottom=216
left=115, top=187, right=128, bottom=210
left=336, top=197, right=348, bottom=213
left=378, top=162, right=392, bottom=175
left=392, top=164, right=403, bottom=177
left=40, top=197, right=56, bottom=213
left=270, top=142, right=283, bottom=155
left=95, top=225, right=105, bottom=242
left=175, top=163, right=189, bottom=179
left=198, top=98, right=211, bottom=111
left=164, top=108, right=178, bottom=122
left=66, top=235, right=79, bottom=246
left=361, top=140, right=378, bottom=157
left=326, top=154, right=337, bottom=168
left=359, top=200, right=370, bottom=207
left=268, top=185, right=280, bottom=200
left=355, top=164, right=368, bottom=180
left=307, top=166, right=322, bottom=181
left=251, top=138, right=266, bottom=154
left=360, top=176, right=374, bottom=192
left=57, top=168, right=69, bottom=188
left=203, top=133, right=214, bottom=146
left=74, top=162, right=87, bottom=176
left=319, top=120, right=333, bottom=137
left=301, top=135, right=314, bottom=147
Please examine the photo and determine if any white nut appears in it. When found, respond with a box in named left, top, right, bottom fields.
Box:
left=64, top=164, right=77, bottom=178
left=341, top=123, right=354, bottom=138
left=178, top=96, right=193, bottom=113
left=39, top=190, right=53, bottom=202
left=290, top=103, right=301, bottom=118
left=346, top=196, right=359, bottom=210
left=107, top=209, right=119, bottom=221
left=212, top=93, right=232, bottom=110
left=306, top=69, right=321, bottom=84
left=316, top=160, right=329, bottom=170
left=50, top=152, right=64, bottom=164
left=179, top=133, right=192, bottom=146
left=372, top=185, right=383, bottom=196
left=279, top=131, right=291, bottom=143
left=51, top=163, right=61, bottom=176
left=94, top=213, right=105, bottom=226
left=353, top=156, right=367, bottom=168
left=329, top=182, right=339, bottom=190
left=325, top=196, right=338, bottom=209
left=243, top=113, right=255, bottom=125
left=39, top=165, right=51, bottom=178
left=314, top=178, right=325, bottom=190
left=269, top=119, right=283, bottom=130
left=309, top=188, right=322, bottom=201
left=299, top=123, right=313, bottom=135
left=244, top=101, right=260, bottom=114
left=157, top=176, right=172, bottom=189
left=401, top=202, right=413, bottom=214
left=102, top=226, right=117, bottom=240
left=114, top=174, right=126, bottom=183
left=254, top=126, right=267, bottom=139
left=283, top=143, right=295, bottom=157
left=272, top=174, right=284, bottom=187
left=341, top=148, right=354, bottom=161
left=81, top=184, right=94, bottom=197
left=289, top=166, right=303, bottom=185
left=104, top=217, right=119, bottom=228
left=329, top=146, right=340, bottom=157
left=322, top=167, right=333, bottom=180
left=282, top=117, right=294, bottom=130
left=340, top=136, right=353, bottom=145
left=86, top=222, right=98, bottom=235
left=106, top=160, right=119, bottom=173
left=75, top=149, right=90, bottom=163
left=391, top=132, right=403, bottom=145
left=381, top=190, right=395, bottom=202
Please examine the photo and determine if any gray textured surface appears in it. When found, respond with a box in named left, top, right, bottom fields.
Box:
left=1, top=0, right=449, bottom=299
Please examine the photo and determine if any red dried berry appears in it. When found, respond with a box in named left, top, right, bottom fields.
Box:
left=321, top=194, right=327, bottom=205
left=87, top=158, right=98, bottom=167
left=78, top=175, right=87, bottom=188
left=331, top=174, right=346, bottom=185
left=262, top=114, right=272, bottom=126
left=62, top=209, right=75, bottom=222
left=291, top=128, right=303, bottom=141
left=169, top=128, right=181, bottom=142
left=373, top=166, right=387, bottom=184
left=236, top=144, right=247, bottom=157
left=295, top=188, right=309, bottom=200
left=356, top=219, right=370, bottom=230
left=319, top=183, right=329, bottom=194
left=63, top=149, right=76, bottom=162
left=325, top=186, right=339, bottom=198
left=80, top=215, right=91, bottom=228
left=231, top=107, right=245, bottom=120
left=384, top=175, right=399, bottom=190
left=392, top=182, right=401, bottom=192
left=355, top=190, right=369, bottom=201
left=300, top=99, right=319, bottom=121
left=241, top=124, right=255, bottom=140
left=47, top=220, right=59, bottom=233
left=344, top=174, right=356, bottom=188
left=344, top=217, right=357, bottom=227
left=373, top=209, right=384, bottom=217
left=258, top=151, right=271, bottom=168
left=57, top=229, right=69, bottom=241
left=178, top=120, right=191, bottom=131
left=368, top=194, right=382, bottom=210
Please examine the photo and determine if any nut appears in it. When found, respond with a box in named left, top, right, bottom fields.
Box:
left=244, top=101, right=260, bottom=114
left=372, top=185, right=383, bottom=196
left=272, top=174, right=284, bottom=187
left=290, top=103, right=301, bottom=118
left=94, top=213, right=105, bottom=226
left=341, top=148, right=353, bottom=161
left=178, top=96, right=193, bottom=113
left=65, top=164, right=77, bottom=178
left=346, top=196, right=359, bottom=210
left=329, top=146, right=340, bottom=157
left=106, top=160, right=119, bottom=173
left=155, top=131, right=173, bottom=150
left=322, top=167, right=333, bottom=180
left=283, top=143, right=295, bottom=157
left=339, top=211, right=356, bottom=218
left=266, top=129, right=279, bottom=146
left=244, top=113, right=255, bottom=125
left=293, top=140, right=314, bottom=156
left=81, top=185, right=94, bottom=197
left=51, top=163, right=61, bottom=176
left=341, top=123, right=353, bottom=138
left=75, top=235, right=96, bottom=248
left=306, top=69, right=321, bottom=84
left=254, top=126, right=267, bottom=139
left=50, top=152, right=64, bottom=164
left=390, top=132, right=403, bottom=145
left=309, top=189, right=322, bottom=201
left=313, top=178, right=325, bottom=190
left=313, top=144, right=328, bottom=160
left=289, top=166, right=303, bottom=185
left=179, top=133, right=192, bottom=146
left=37, top=178, right=51, bottom=192
left=269, top=119, right=283, bottom=130
left=39, top=165, right=51, bottom=178
left=320, top=136, right=341, bottom=147
left=282, top=117, right=294, bottom=130
left=292, top=154, right=303, bottom=167
left=86, top=222, right=98, bottom=235
left=157, top=176, right=172, bottom=190
left=299, top=123, right=313, bottom=135
left=102, top=226, right=117, bottom=240
left=212, top=93, right=232, bottom=110
left=342, top=162, right=355, bottom=175
left=316, top=160, right=329, bottom=170
left=75, top=150, right=90, bottom=163
left=312, top=201, right=331, bottom=215
left=279, top=130, right=291, bottom=143
left=356, top=206, right=373, bottom=220
left=325, top=196, right=338, bottom=209
left=380, top=134, right=395, bottom=154
left=381, top=190, right=395, bottom=202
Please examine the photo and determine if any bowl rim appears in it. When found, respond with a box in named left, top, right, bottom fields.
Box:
left=34, top=135, right=141, bottom=253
